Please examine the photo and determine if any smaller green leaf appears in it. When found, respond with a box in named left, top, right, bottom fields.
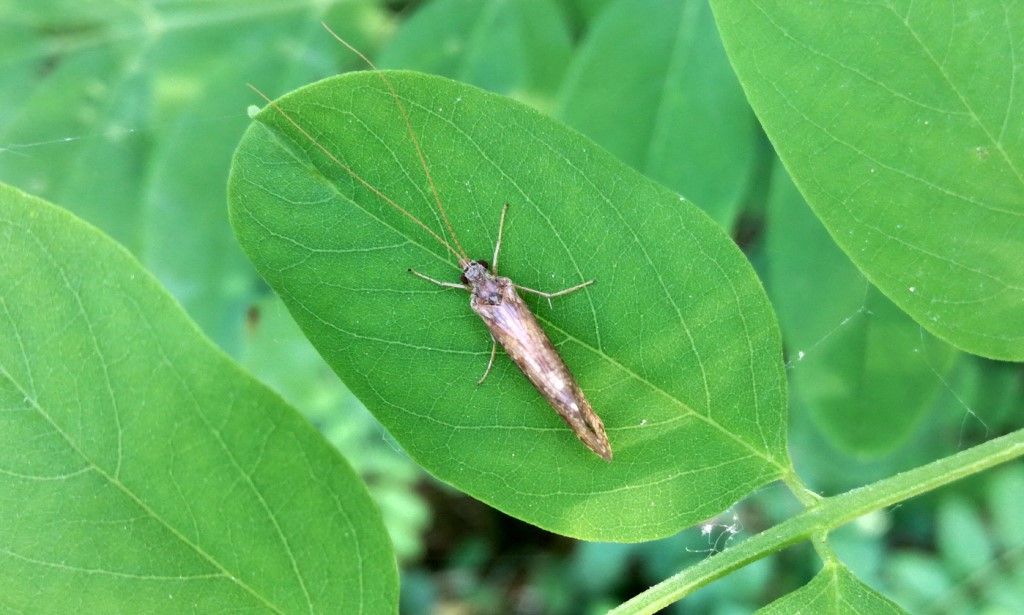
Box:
left=379, top=0, right=572, bottom=108
left=0, top=184, right=397, bottom=612
left=766, top=163, right=957, bottom=456
left=557, top=0, right=758, bottom=227
left=757, top=564, right=905, bottom=614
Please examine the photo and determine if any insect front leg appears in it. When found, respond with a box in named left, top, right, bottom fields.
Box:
left=408, top=268, right=466, bottom=290
left=477, top=336, right=497, bottom=385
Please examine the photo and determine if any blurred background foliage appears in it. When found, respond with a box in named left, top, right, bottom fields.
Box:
left=1, top=0, right=1020, bottom=612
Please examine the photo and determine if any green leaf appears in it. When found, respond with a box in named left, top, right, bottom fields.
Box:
left=757, top=564, right=905, bottom=614
left=557, top=0, right=758, bottom=227
left=0, top=183, right=397, bottom=612
left=710, top=1, right=1024, bottom=360
left=229, top=70, right=788, bottom=540
left=765, top=163, right=957, bottom=456
left=379, top=0, right=572, bottom=110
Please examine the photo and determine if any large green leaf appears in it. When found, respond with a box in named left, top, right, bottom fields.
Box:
left=757, top=564, right=905, bottom=614
left=378, top=0, right=572, bottom=109
left=711, top=1, right=1024, bottom=360
left=557, top=0, right=758, bottom=227
left=0, top=183, right=397, bottom=612
left=229, top=70, right=788, bottom=541
left=765, top=163, right=957, bottom=456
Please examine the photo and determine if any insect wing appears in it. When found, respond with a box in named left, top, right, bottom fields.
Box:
left=471, top=279, right=612, bottom=460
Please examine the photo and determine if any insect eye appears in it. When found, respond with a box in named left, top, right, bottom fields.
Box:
left=476, top=259, right=490, bottom=271
left=460, top=273, right=469, bottom=285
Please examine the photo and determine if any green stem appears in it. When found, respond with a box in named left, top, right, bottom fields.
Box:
left=610, top=428, right=1024, bottom=615
left=781, top=471, right=834, bottom=563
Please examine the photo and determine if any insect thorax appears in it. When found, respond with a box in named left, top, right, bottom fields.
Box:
left=462, top=260, right=504, bottom=306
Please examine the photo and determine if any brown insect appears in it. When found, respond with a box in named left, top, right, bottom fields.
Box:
left=248, top=24, right=612, bottom=461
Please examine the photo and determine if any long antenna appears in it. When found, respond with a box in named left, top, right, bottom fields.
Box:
left=321, top=21, right=469, bottom=262
left=246, top=84, right=465, bottom=265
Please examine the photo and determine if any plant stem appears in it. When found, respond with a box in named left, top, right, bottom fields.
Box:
left=610, top=428, right=1024, bottom=615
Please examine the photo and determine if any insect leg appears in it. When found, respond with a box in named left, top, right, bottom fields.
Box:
left=491, top=202, right=510, bottom=274
left=408, top=268, right=466, bottom=290
left=476, top=336, right=497, bottom=385
left=516, top=279, right=595, bottom=309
